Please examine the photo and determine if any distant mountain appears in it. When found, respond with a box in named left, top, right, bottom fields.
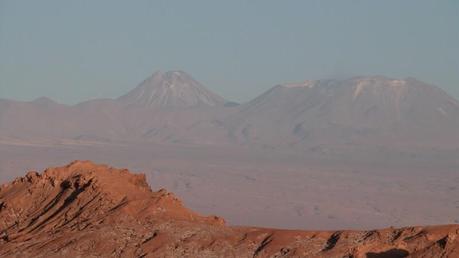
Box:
left=224, top=76, right=459, bottom=149
left=117, top=71, right=226, bottom=108
left=2, top=161, right=458, bottom=257
left=0, top=71, right=232, bottom=144
left=0, top=73, right=458, bottom=151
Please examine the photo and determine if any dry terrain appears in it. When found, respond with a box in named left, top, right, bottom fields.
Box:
left=1, top=143, right=458, bottom=231
left=1, top=161, right=458, bottom=258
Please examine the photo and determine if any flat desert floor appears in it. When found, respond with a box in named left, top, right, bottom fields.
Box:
left=0, top=142, right=458, bottom=230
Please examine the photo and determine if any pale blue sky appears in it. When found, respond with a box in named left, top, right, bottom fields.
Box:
left=0, top=0, right=458, bottom=104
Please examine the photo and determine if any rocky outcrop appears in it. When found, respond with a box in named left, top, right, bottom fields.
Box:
left=1, top=161, right=458, bottom=257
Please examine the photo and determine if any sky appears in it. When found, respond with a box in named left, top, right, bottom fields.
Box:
left=0, top=0, right=458, bottom=104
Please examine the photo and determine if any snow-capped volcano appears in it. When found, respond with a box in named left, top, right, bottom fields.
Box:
left=225, top=76, right=459, bottom=148
left=117, top=71, right=226, bottom=108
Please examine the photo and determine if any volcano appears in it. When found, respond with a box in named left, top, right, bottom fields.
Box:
left=117, top=70, right=226, bottom=108
left=1, top=74, right=458, bottom=149
left=225, top=76, right=459, bottom=149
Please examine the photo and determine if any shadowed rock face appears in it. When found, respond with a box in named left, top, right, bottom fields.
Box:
left=1, top=161, right=458, bottom=257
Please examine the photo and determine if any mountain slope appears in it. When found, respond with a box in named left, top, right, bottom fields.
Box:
left=0, top=71, right=232, bottom=144
left=1, top=161, right=458, bottom=257
left=117, top=71, right=226, bottom=108
left=225, top=76, right=459, bottom=149
left=1, top=74, right=458, bottom=150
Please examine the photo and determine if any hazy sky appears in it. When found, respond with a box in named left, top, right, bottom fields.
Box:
left=0, top=0, right=458, bottom=104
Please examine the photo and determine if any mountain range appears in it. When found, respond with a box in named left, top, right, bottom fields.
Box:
left=1, top=70, right=458, bottom=152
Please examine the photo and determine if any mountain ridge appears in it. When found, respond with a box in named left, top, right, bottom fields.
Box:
left=1, top=161, right=459, bottom=257
left=0, top=72, right=458, bottom=150
left=225, top=76, right=459, bottom=148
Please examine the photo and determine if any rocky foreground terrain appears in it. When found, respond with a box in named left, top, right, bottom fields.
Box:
left=1, top=161, right=458, bottom=258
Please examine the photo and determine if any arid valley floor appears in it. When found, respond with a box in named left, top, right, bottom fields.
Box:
left=1, top=142, right=458, bottom=231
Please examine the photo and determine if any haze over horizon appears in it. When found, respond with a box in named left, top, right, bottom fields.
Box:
left=2, top=2, right=459, bottom=256
left=0, top=0, right=458, bottom=104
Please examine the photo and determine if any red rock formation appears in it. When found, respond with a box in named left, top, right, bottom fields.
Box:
left=1, top=161, right=458, bottom=257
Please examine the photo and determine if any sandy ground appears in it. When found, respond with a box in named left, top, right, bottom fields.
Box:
left=0, top=142, right=458, bottom=230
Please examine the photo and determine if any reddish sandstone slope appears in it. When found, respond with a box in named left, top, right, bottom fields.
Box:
left=0, top=161, right=458, bottom=258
